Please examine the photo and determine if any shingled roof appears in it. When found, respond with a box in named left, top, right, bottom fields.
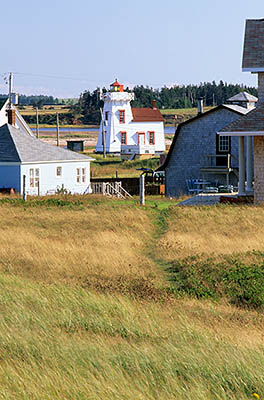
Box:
left=0, top=124, right=94, bottom=163
left=158, top=104, right=251, bottom=171
left=219, top=103, right=264, bottom=134
left=242, top=19, right=264, bottom=71
left=227, top=91, right=258, bottom=103
left=131, top=108, right=164, bottom=122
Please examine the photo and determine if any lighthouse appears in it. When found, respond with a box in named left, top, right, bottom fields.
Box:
left=96, top=79, right=165, bottom=157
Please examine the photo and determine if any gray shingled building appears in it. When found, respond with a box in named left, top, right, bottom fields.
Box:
left=161, top=93, right=256, bottom=197
left=219, top=18, right=264, bottom=203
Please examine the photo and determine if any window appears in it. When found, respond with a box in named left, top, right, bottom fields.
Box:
left=149, top=131, right=155, bottom=145
left=29, top=168, right=39, bottom=188
left=121, top=131, right=127, bottom=145
left=119, top=110, right=125, bottom=123
left=105, top=111, right=108, bottom=121
left=56, top=166, right=62, bottom=177
left=219, top=136, right=229, bottom=152
left=76, top=167, right=86, bottom=184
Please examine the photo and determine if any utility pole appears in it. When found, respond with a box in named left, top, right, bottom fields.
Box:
left=99, top=107, right=106, bottom=158
left=56, top=112, right=60, bottom=146
left=36, top=107, right=39, bottom=138
left=8, top=72, right=13, bottom=109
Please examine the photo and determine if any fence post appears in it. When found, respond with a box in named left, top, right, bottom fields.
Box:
left=22, top=175, right=27, bottom=201
left=139, top=174, right=145, bottom=206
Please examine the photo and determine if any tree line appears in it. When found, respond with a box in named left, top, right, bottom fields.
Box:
left=73, top=81, right=258, bottom=124
left=0, top=81, right=258, bottom=124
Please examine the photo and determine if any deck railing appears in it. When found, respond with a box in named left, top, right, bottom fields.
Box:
left=201, top=154, right=232, bottom=169
left=91, top=181, right=132, bottom=199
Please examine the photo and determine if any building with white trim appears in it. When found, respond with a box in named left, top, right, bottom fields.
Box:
left=0, top=100, right=94, bottom=195
left=218, top=18, right=264, bottom=202
left=96, top=80, right=165, bottom=158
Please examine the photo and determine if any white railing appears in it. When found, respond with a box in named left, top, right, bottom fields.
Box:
left=91, top=182, right=132, bottom=199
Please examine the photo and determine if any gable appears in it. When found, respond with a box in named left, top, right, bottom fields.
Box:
left=0, top=124, right=94, bottom=163
left=160, top=106, right=250, bottom=171
left=242, top=19, right=264, bottom=71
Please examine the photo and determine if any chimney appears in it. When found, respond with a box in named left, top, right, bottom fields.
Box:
left=7, top=109, right=16, bottom=126
left=197, top=97, right=203, bottom=115
left=152, top=100, right=157, bottom=109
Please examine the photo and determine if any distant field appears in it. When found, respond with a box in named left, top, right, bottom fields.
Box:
left=18, top=105, right=71, bottom=116
left=161, top=106, right=215, bottom=115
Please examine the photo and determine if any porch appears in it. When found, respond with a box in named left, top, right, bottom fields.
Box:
left=200, top=153, right=238, bottom=186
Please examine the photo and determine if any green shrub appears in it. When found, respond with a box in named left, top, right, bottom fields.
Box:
left=168, top=253, right=264, bottom=308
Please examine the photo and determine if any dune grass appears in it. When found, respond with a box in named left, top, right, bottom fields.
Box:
left=158, top=205, right=264, bottom=260
left=0, top=198, right=264, bottom=398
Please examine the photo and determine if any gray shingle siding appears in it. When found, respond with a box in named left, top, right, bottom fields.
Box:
left=165, top=108, right=245, bottom=197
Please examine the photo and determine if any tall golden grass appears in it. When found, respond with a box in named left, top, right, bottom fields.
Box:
left=0, top=199, right=264, bottom=398
left=158, top=205, right=264, bottom=260
left=0, top=199, right=166, bottom=295
left=0, top=274, right=264, bottom=399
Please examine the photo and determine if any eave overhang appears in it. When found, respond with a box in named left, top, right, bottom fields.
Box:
left=242, top=68, right=264, bottom=73
left=218, top=131, right=264, bottom=136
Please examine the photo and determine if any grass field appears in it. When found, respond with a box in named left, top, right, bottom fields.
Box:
left=161, top=106, right=215, bottom=116
left=87, top=153, right=161, bottom=178
left=0, top=196, right=264, bottom=398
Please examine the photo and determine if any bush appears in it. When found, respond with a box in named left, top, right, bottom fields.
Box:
left=168, top=253, right=264, bottom=308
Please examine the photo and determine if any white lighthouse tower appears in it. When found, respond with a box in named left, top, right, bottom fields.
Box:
left=96, top=79, right=165, bottom=156
left=96, top=79, right=134, bottom=153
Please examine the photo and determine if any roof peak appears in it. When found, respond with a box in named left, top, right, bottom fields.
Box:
left=0, top=124, right=94, bottom=163
left=227, top=91, right=258, bottom=102
left=242, top=19, right=264, bottom=71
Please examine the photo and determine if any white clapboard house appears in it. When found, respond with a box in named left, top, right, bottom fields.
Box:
left=96, top=80, right=165, bottom=159
left=0, top=100, right=94, bottom=195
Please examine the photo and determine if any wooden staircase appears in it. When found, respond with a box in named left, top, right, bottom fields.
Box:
left=91, top=182, right=132, bottom=199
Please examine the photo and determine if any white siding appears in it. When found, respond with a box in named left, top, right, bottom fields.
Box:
left=96, top=91, right=165, bottom=154
left=20, top=161, right=92, bottom=195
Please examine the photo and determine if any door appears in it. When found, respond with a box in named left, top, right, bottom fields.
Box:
left=216, top=134, right=231, bottom=167
left=138, top=133, right=145, bottom=146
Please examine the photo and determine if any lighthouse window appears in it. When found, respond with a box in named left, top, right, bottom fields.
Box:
left=119, top=110, right=125, bottom=123
left=149, top=131, right=155, bottom=145
left=105, top=111, right=108, bottom=121
left=121, top=132, right=127, bottom=145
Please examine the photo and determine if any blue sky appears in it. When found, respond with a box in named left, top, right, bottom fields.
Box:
left=0, top=0, right=263, bottom=97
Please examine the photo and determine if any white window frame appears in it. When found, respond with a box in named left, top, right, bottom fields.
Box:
left=29, top=168, right=40, bottom=188
left=56, top=166, right=62, bottom=177
left=76, top=167, right=86, bottom=184
left=219, top=136, right=229, bottom=152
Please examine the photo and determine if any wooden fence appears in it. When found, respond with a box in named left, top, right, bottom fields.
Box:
left=91, top=177, right=160, bottom=196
